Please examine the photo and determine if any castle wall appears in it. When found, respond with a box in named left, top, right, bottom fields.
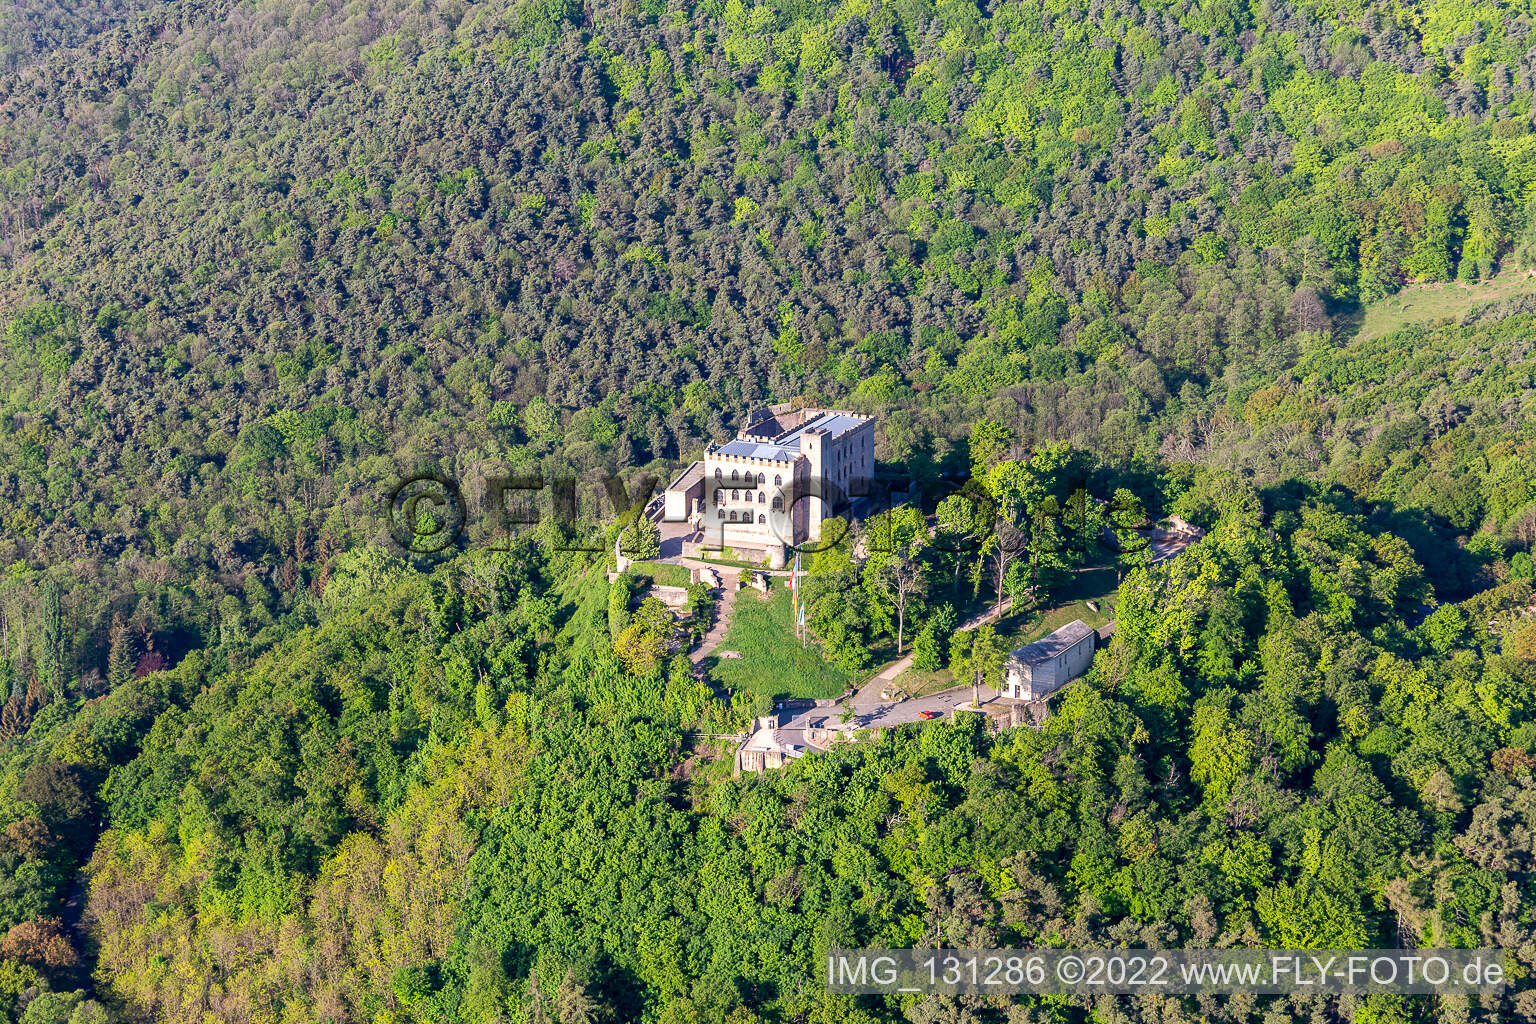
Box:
left=822, top=418, right=875, bottom=501
left=701, top=449, right=803, bottom=552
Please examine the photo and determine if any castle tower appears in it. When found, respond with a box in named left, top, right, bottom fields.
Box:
left=801, top=426, right=826, bottom=540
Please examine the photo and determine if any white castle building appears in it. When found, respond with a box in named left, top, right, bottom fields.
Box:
left=663, top=405, right=874, bottom=568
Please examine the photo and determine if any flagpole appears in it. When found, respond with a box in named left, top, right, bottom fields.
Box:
left=792, top=550, right=804, bottom=645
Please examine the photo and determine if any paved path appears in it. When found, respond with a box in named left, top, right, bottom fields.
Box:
left=849, top=597, right=1016, bottom=708
left=61, top=868, right=97, bottom=998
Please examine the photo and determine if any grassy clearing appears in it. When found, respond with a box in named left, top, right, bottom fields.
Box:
left=887, top=565, right=1119, bottom=694
left=862, top=561, right=1118, bottom=683
left=948, top=563, right=1119, bottom=654
left=629, top=561, right=692, bottom=588
left=1356, top=270, right=1536, bottom=343
left=706, top=588, right=855, bottom=700
left=994, top=565, right=1117, bottom=651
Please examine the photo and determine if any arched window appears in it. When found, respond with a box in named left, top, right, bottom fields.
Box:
left=757, top=513, right=766, bottom=524
left=714, top=468, right=722, bottom=480
left=729, top=511, right=737, bottom=522
left=717, top=508, right=724, bottom=519
left=757, top=491, right=765, bottom=503
left=774, top=474, right=782, bottom=486
left=714, top=489, right=723, bottom=503
left=772, top=496, right=783, bottom=510
left=731, top=469, right=739, bottom=482
left=731, top=489, right=739, bottom=501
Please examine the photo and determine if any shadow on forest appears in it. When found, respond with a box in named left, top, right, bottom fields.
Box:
left=1257, top=479, right=1490, bottom=602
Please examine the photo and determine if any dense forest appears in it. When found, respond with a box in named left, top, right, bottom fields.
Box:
left=4, top=470, right=1536, bottom=1023
left=1, top=0, right=1536, bottom=1017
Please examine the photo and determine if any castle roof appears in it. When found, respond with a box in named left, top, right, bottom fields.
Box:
left=782, top=410, right=865, bottom=441
left=717, top=439, right=799, bottom=461
left=714, top=410, right=868, bottom=461
left=666, top=460, right=705, bottom=490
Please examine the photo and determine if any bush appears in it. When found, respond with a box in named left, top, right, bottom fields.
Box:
left=912, top=622, right=944, bottom=671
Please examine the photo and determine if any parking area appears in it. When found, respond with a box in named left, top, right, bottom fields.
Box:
left=779, top=683, right=1016, bottom=733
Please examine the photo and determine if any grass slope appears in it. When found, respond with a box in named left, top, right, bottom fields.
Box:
left=707, top=588, right=854, bottom=701
left=1356, top=271, right=1536, bottom=343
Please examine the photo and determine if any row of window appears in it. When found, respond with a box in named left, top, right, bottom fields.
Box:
left=719, top=510, right=768, bottom=523
left=714, top=468, right=783, bottom=486
left=715, top=488, right=784, bottom=509
left=714, top=488, right=781, bottom=503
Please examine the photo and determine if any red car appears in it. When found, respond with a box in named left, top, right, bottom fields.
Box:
left=918, top=710, right=940, bottom=720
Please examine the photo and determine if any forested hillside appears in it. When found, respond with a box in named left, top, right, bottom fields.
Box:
left=3, top=0, right=1536, bottom=654
left=4, top=479, right=1535, bottom=1023
left=2, top=0, right=1536, bottom=1018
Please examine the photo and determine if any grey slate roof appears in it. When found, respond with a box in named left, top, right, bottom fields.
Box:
left=715, top=409, right=868, bottom=461
left=717, top=439, right=799, bottom=460
left=666, top=460, right=705, bottom=491
left=1010, top=619, right=1095, bottom=667
left=792, top=411, right=866, bottom=440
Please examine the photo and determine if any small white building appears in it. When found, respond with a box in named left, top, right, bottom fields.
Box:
left=663, top=460, right=705, bottom=521
left=1004, top=619, right=1096, bottom=700
left=736, top=718, right=810, bottom=773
